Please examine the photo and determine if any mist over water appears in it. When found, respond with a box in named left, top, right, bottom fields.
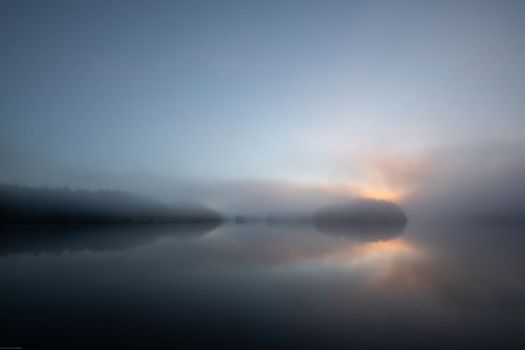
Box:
left=2, top=0, right=525, bottom=348
left=1, top=221, right=525, bottom=349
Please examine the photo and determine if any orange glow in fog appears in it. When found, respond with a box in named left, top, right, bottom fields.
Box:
left=321, top=238, right=422, bottom=265
left=354, top=239, right=416, bottom=259
left=356, top=187, right=405, bottom=202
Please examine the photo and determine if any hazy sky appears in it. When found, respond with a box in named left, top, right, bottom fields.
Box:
left=1, top=0, right=525, bottom=211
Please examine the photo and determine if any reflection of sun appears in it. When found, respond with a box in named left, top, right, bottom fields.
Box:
left=321, top=238, right=422, bottom=268
left=355, top=239, right=415, bottom=259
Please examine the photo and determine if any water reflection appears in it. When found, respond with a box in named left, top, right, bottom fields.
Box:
left=1, top=222, right=525, bottom=349
left=0, top=222, right=219, bottom=256
left=314, top=220, right=406, bottom=241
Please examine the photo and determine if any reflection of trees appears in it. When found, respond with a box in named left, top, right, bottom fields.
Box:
left=0, top=223, right=220, bottom=256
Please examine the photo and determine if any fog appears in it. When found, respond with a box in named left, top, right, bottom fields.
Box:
left=2, top=0, right=525, bottom=219
left=403, top=143, right=525, bottom=223
left=3, top=141, right=525, bottom=222
left=2, top=1, right=525, bottom=348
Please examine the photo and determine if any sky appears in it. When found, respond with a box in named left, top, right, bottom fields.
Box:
left=1, top=0, right=525, bottom=213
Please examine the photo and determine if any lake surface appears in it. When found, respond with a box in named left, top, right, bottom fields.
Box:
left=1, top=221, right=525, bottom=349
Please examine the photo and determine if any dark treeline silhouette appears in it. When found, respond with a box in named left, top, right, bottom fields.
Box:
left=233, top=198, right=408, bottom=240
left=233, top=198, right=408, bottom=227
left=314, top=199, right=407, bottom=239
left=0, top=184, right=222, bottom=225
left=315, top=198, right=408, bottom=225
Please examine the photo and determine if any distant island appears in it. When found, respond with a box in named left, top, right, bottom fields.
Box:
left=314, top=199, right=408, bottom=239
left=0, top=184, right=222, bottom=226
left=315, top=198, right=408, bottom=225
left=234, top=198, right=408, bottom=230
left=0, top=184, right=408, bottom=239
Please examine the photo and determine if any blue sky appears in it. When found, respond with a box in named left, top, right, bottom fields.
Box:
left=1, top=0, right=525, bottom=209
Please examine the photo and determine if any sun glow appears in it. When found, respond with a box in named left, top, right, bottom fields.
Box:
left=356, top=187, right=405, bottom=202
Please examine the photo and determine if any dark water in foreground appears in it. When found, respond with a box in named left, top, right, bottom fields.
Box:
left=1, top=221, right=525, bottom=349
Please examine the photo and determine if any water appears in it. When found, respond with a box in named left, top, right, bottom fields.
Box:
left=1, top=222, right=525, bottom=349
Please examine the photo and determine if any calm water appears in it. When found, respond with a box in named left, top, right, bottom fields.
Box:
left=1, top=221, right=525, bottom=349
